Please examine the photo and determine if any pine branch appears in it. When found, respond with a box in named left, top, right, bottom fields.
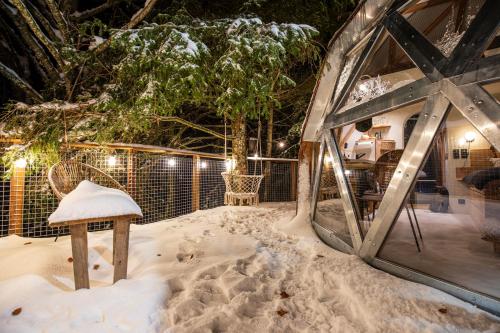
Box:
left=0, top=0, right=58, bottom=80
left=10, top=0, right=65, bottom=69
left=45, top=0, right=69, bottom=42
left=12, top=94, right=109, bottom=112
left=25, top=0, right=59, bottom=41
left=69, top=0, right=125, bottom=22
left=0, top=61, right=43, bottom=101
left=125, top=0, right=159, bottom=29
left=156, top=116, right=230, bottom=140
left=93, top=0, right=159, bottom=54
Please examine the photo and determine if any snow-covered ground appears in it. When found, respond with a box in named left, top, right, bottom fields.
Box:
left=0, top=203, right=499, bottom=332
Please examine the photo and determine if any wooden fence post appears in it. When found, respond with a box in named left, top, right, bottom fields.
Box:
left=192, top=155, right=200, bottom=211
left=126, top=149, right=136, bottom=197
left=9, top=163, right=26, bottom=235
left=290, top=161, right=297, bottom=201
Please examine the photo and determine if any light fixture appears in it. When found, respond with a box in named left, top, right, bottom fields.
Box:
left=107, top=155, right=117, bottom=167
left=278, top=142, right=285, bottom=149
left=458, top=138, right=466, bottom=147
left=14, top=158, right=27, bottom=168
left=464, top=131, right=476, bottom=143
left=254, top=153, right=259, bottom=158
left=167, top=158, right=176, bottom=167
left=200, top=161, right=207, bottom=169
left=225, top=159, right=235, bottom=171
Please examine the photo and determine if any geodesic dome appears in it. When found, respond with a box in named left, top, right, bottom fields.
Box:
left=301, top=0, right=500, bottom=315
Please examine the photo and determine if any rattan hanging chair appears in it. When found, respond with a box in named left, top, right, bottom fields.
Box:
left=222, top=172, right=264, bottom=206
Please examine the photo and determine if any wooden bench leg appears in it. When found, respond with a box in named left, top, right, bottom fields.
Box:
left=113, top=220, right=130, bottom=283
left=70, top=223, right=89, bottom=290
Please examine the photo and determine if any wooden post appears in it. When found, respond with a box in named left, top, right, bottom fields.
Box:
left=126, top=149, right=136, bottom=197
left=290, top=161, right=297, bottom=201
left=9, top=163, right=26, bottom=235
left=192, top=155, right=200, bottom=211
left=113, top=220, right=130, bottom=283
left=70, top=223, right=90, bottom=289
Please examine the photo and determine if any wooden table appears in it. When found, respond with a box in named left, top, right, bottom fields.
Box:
left=49, top=214, right=141, bottom=290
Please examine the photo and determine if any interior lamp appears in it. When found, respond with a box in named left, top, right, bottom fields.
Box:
left=200, top=161, right=207, bottom=169
left=464, top=131, right=476, bottom=143
left=14, top=158, right=27, bottom=168
left=278, top=142, right=285, bottom=149
left=107, top=155, right=117, bottom=167
left=167, top=158, right=176, bottom=167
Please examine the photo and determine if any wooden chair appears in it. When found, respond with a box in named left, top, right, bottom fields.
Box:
left=360, top=150, right=423, bottom=251
left=48, top=160, right=141, bottom=289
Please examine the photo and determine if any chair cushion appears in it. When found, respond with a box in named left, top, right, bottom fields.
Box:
left=48, top=180, right=142, bottom=224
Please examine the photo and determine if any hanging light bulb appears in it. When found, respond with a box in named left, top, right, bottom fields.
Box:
left=278, top=142, right=285, bottom=149
left=14, top=158, right=27, bottom=168
left=225, top=159, right=235, bottom=171
left=107, top=156, right=117, bottom=167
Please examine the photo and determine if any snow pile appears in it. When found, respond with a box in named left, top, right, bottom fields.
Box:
left=1, top=204, right=499, bottom=332
left=48, top=181, right=142, bottom=224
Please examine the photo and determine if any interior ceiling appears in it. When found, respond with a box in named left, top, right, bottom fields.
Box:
left=362, top=0, right=487, bottom=77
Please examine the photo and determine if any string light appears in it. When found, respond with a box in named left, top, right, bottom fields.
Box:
left=225, top=159, right=235, bottom=171
left=107, top=156, right=117, bottom=166
left=14, top=158, right=27, bottom=168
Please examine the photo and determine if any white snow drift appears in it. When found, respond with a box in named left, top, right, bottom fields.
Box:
left=1, top=203, right=499, bottom=332
left=48, top=180, right=142, bottom=224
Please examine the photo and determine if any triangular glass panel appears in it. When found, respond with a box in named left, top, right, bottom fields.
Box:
left=313, top=144, right=353, bottom=246
left=481, top=80, right=500, bottom=104
left=401, top=0, right=485, bottom=57
left=483, top=32, right=500, bottom=58
left=335, top=99, right=427, bottom=238
left=377, top=107, right=500, bottom=300
left=335, top=27, right=426, bottom=114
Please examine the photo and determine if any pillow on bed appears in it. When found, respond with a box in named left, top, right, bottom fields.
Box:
left=463, top=168, right=500, bottom=190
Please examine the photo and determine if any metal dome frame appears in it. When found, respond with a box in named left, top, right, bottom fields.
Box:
left=307, top=0, right=500, bottom=314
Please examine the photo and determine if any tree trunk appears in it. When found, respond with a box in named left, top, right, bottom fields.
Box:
left=264, top=108, right=273, bottom=200
left=231, top=112, right=247, bottom=175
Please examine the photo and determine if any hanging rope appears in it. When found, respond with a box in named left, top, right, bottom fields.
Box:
left=224, top=112, right=227, bottom=161
left=255, top=113, right=263, bottom=176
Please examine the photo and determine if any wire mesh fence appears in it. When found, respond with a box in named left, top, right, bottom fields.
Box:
left=0, top=144, right=297, bottom=238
